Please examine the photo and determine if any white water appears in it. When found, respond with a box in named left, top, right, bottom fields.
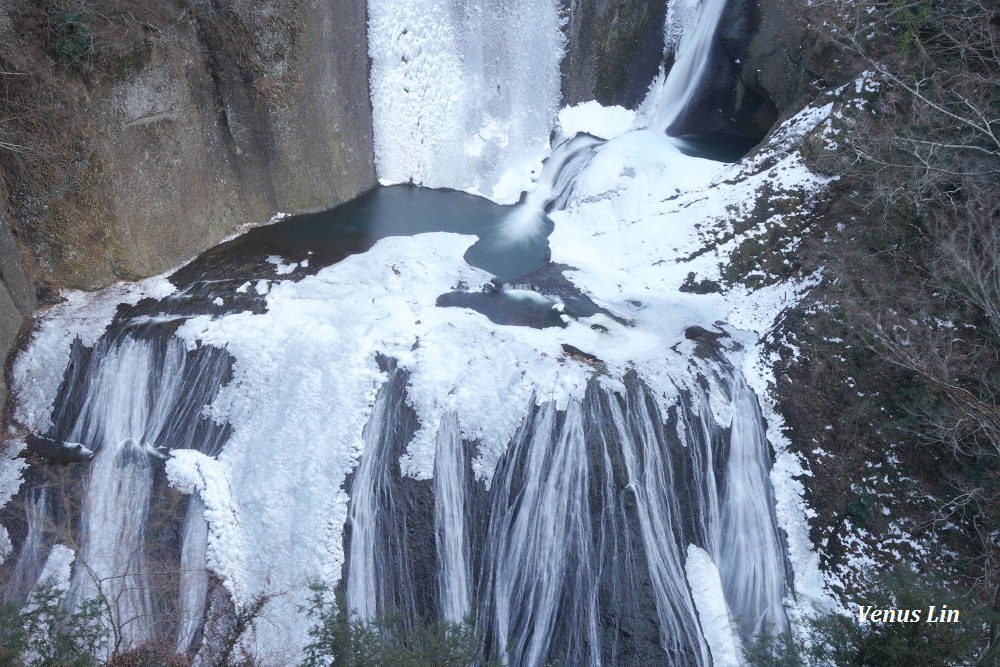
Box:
left=61, top=339, right=166, bottom=645
left=335, top=363, right=787, bottom=664
left=647, top=0, right=729, bottom=134
left=4, top=489, right=48, bottom=603
left=494, top=0, right=728, bottom=241
left=485, top=401, right=599, bottom=666
left=176, top=496, right=209, bottom=654
left=343, top=370, right=394, bottom=622
left=433, top=412, right=470, bottom=624
left=719, top=380, right=790, bottom=637
left=39, top=334, right=233, bottom=650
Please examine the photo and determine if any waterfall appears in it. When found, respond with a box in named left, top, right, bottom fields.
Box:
left=38, top=329, right=232, bottom=649
left=59, top=338, right=165, bottom=645
left=489, top=133, right=604, bottom=251
left=338, top=365, right=787, bottom=665
left=2, top=0, right=816, bottom=661
left=433, top=412, right=471, bottom=624
left=344, top=362, right=432, bottom=625
left=599, top=380, right=713, bottom=665
left=4, top=489, right=48, bottom=604
left=648, top=0, right=730, bottom=134
left=176, top=495, right=209, bottom=654
left=482, top=400, right=599, bottom=666
left=489, top=0, right=731, bottom=261
left=719, top=381, right=791, bottom=637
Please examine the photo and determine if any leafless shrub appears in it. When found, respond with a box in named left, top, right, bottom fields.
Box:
left=806, top=0, right=1000, bottom=645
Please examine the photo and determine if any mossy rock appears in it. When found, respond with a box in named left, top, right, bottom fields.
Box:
left=594, top=2, right=651, bottom=105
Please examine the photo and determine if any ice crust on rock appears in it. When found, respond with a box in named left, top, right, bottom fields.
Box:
left=166, top=450, right=248, bottom=606
left=174, top=99, right=835, bottom=651
left=34, top=544, right=75, bottom=597
left=556, top=102, right=636, bottom=141
left=367, top=0, right=564, bottom=202
left=11, top=274, right=176, bottom=432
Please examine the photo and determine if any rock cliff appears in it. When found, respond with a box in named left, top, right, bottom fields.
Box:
left=0, top=0, right=376, bottom=421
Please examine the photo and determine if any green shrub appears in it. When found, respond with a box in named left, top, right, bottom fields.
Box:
left=46, top=2, right=94, bottom=68
left=0, top=579, right=107, bottom=666
left=744, top=566, right=998, bottom=666
left=847, top=489, right=876, bottom=529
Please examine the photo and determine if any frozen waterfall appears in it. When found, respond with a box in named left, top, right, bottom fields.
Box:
left=2, top=0, right=819, bottom=663
left=368, top=0, right=565, bottom=201
left=337, top=362, right=789, bottom=665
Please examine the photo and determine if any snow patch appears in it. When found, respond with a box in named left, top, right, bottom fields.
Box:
left=556, top=101, right=636, bottom=141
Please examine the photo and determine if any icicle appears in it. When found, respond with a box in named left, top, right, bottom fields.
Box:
left=433, top=412, right=470, bottom=624
left=176, top=495, right=209, bottom=654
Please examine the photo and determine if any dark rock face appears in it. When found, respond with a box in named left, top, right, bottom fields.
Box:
left=737, top=0, right=821, bottom=117
left=669, top=0, right=780, bottom=141
left=0, top=1, right=375, bottom=294
left=1, top=188, right=36, bottom=422
left=561, top=0, right=821, bottom=142
left=339, top=360, right=440, bottom=624
left=560, top=0, right=668, bottom=109
left=675, top=0, right=833, bottom=141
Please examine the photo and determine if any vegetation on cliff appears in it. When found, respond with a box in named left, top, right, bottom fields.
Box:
left=764, top=0, right=1000, bottom=662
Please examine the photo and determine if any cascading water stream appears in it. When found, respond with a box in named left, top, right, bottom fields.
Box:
left=339, top=361, right=788, bottom=665
left=491, top=0, right=730, bottom=276
left=175, top=495, right=209, bottom=654
left=433, top=412, right=471, bottom=624
left=601, top=381, right=713, bottom=665
left=33, top=327, right=233, bottom=649
left=59, top=338, right=168, bottom=645
left=648, top=0, right=730, bottom=135
left=482, top=401, right=600, bottom=666
left=719, top=381, right=791, bottom=637
left=4, top=489, right=48, bottom=604
left=344, top=362, right=431, bottom=626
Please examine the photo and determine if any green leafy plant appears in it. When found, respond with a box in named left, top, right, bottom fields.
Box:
left=745, top=566, right=998, bottom=666
left=0, top=578, right=107, bottom=666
